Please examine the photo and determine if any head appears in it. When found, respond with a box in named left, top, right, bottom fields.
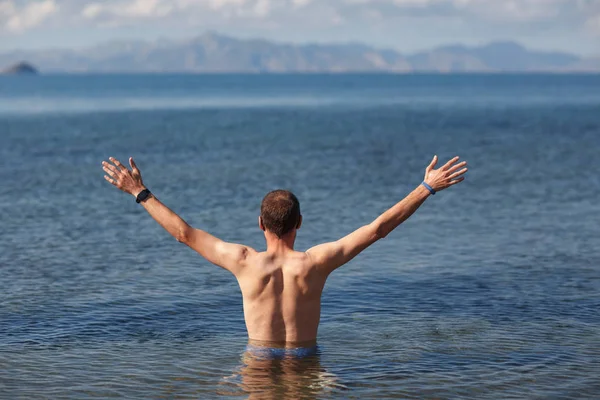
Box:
left=259, top=190, right=302, bottom=239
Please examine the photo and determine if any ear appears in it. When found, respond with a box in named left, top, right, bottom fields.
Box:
left=296, top=215, right=302, bottom=230
left=258, top=216, right=265, bottom=231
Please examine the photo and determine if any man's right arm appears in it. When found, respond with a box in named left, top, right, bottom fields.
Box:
left=102, top=157, right=254, bottom=275
left=306, top=155, right=467, bottom=275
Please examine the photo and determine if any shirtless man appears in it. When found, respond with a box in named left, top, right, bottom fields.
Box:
left=102, top=155, right=467, bottom=355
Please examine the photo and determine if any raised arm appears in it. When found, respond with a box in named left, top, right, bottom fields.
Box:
left=306, top=155, right=467, bottom=275
left=102, top=157, right=253, bottom=275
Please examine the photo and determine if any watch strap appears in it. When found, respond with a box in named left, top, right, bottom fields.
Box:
left=136, top=189, right=152, bottom=203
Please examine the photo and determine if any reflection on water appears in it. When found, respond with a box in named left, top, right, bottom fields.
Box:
left=219, top=347, right=344, bottom=399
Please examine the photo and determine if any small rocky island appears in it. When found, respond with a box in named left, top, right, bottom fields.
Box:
left=2, top=62, right=39, bottom=75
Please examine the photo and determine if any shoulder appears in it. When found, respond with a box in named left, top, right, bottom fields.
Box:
left=238, top=245, right=259, bottom=263
left=215, top=242, right=258, bottom=266
left=293, top=250, right=323, bottom=273
left=305, top=242, right=341, bottom=264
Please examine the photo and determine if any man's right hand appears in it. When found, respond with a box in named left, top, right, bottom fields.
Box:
left=102, top=157, right=146, bottom=198
left=424, top=155, right=468, bottom=192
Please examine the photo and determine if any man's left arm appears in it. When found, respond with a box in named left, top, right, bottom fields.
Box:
left=306, top=155, right=467, bottom=276
left=102, top=157, right=253, bottom=275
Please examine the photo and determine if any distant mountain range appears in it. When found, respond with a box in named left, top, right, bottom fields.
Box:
left=1, top=32, right=598, bottom=73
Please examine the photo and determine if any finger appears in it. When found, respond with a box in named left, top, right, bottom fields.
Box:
left=449, top=177, right=465, bottom=186
left=426, top=155, right=438, bottom=172
left=446, top=161, right=467, bottom=174
left=442, top=156, right=460, bottom=170
left=104, top=175, right=117, bottom=186
left=448, top=167, right=468, bottom=179
left=129, top=157, right=138, bottom=171
left=103, top=166, right=118, bottom=178
left=102, top=161, right=120, bottom=175
left=109, top=157, right=128, bottom=172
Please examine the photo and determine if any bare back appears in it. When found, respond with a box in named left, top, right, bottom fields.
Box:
left=236, top=251, right=327, bottom=344
left=104, top=156, right=467, bottom=347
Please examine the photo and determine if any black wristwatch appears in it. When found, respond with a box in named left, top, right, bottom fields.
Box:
left=135, top=188, right=152, bottom=203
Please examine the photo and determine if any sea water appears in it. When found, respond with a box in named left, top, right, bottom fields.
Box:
left=1, top=74, right=599, bottom=398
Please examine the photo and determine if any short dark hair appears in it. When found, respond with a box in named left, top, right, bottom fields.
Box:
left=260, top=190, right=301, bottom=238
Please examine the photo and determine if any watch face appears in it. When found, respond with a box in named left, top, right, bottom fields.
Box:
left=137, top=189, right=150, bottom=203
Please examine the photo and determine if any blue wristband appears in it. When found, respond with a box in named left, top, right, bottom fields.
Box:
left=421, top=181, right=436, bottom=195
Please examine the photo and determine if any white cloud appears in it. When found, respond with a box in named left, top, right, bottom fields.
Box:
left=331, top=12, right=344, bottom=25
left=81, top=3, right=101, bottom=19
left=342, top=0, right=568, bottom=22
left=0, top=1, right=17, bottom=18
left=122, top=0, right=172, bottom=17
left=80, top=0, right=277, bottom=22
left=465, top=0, right=563, bottom=21
left=9, top=0, right=593, bottom=29
left=2, top=0, right=600, bottom=55
left=292, top=0, right=312, bottom=8
left=2, top=0, right=57, bottom=32
left=585, top=13, right=600, bottom=36
left=82, top=0, right=173, bottom=20
left=207, top=0, right=247, bottom=10
left=392, top=0, right=441, bottom=6
left=253, top=0, right=270, bottom=17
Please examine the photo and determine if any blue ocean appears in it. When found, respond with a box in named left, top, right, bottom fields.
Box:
left=1, top=74, right=599, bottom=399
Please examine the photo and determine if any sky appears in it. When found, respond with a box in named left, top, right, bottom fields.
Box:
left=1, top=0, right=599, bottom=56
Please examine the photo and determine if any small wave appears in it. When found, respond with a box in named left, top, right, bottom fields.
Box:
left=0, top=96, right=344, bottom=115
left=1, top=94, right=598, bottom=116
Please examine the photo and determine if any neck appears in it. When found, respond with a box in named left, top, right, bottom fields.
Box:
left=265, top=231, right=296, bottom=254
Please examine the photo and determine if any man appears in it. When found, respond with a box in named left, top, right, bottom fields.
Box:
left=102, top=155, right=467, bottom=357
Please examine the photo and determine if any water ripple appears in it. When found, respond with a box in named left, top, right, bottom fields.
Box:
left=1, top=75, right=600, bottom=398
